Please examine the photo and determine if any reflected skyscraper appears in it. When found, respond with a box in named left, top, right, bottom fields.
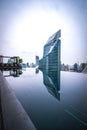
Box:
left=35, top=68, right=39, bottom=74
left=43, top=70, right=60, bottom=101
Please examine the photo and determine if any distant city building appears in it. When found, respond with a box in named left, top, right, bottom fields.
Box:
left=7, top=59, right=13, bottom=64
left=39, top=29, right=61, bottom=72
left=26, top=62, right=30, bottom=67
left=21, top=63, right=26, bottom=68
left=0, top=55, right=20, bottom=64
left=80, top=63, right=87, bottom=72
left=61, top=64, right=65, bottom=71
left=0, top=55, right=22, bottom=69
left=36, top=56, right=39, bottom=66
left=30, top=63, right=36, bottom=68
left=61, top=64, right=69, bottom=71
left=0, top=55, right=3, bottom=63
left=82, top=65, right=87, bottom=73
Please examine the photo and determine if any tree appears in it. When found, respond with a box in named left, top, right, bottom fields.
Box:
left=19, top=58, right=23, bottom=63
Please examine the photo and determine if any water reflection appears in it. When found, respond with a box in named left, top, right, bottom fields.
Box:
left=35, top=68, right=39, bottom=74
left=1, top=69, right=23, bottom=77
left=42, top=69, right=60, bottom=101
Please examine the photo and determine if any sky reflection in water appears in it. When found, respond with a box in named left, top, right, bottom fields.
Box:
left=5, top=68, right=87, bottom=130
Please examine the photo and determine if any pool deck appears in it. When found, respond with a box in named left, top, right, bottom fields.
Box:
left=0, top=71, right=36, bottom=130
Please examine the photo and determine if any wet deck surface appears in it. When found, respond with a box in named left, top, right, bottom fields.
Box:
left=0, top=71, right=36, bottom=130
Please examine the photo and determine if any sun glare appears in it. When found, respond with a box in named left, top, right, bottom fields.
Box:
left=6, top=5, right=77, bottom=63
left=8, top=8, right=61, bottom=54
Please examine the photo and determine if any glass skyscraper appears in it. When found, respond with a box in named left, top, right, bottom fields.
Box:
left=39, top=29, right=61, bottom=73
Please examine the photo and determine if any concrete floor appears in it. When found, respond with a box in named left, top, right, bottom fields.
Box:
left=0, top=71, right=36, bottom=130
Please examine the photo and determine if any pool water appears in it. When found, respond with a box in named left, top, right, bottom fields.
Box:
left=5, top=68, right=87, bottom=130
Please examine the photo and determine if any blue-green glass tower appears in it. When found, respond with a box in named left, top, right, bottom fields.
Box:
left=39, top=30, right=61, bottom=92
left=39, top=29, right=61, bottom=73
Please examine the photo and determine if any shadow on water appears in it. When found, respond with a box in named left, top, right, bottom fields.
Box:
left=38, top=68, right=60, bottom=101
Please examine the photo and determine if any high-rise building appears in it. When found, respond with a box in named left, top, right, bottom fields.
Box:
left=0, top=55, right=3, bottom=63
left=39, top=29, right=61, bottom=72
left=36, top=56, right=39, bottom=66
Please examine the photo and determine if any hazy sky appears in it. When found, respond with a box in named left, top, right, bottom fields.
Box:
left=0, top=0, right=87, bottom=64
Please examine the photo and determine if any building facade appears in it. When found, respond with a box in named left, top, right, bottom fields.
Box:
left=36, top=56, right=39, bottom=66
left=0, top=55, right=3, bottom=63
left=39, top=29, right=61, bottom=73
